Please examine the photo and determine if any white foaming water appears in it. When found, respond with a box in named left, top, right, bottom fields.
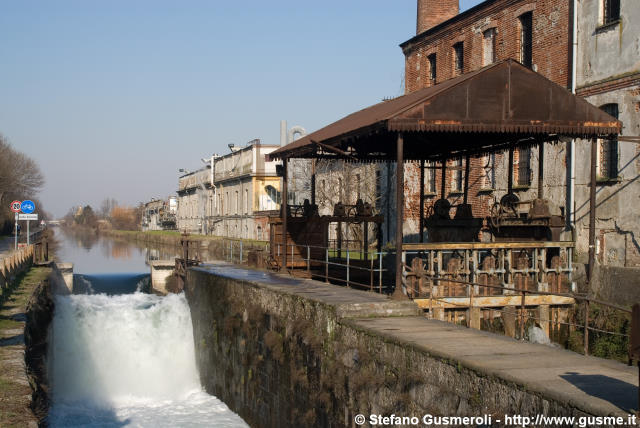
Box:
left=48, top=292, right=247, bottom=427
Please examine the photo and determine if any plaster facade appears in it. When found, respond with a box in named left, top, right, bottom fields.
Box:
left=574, top=0, right=640, bottom=267
left=209, top=142, right=281, bottom=241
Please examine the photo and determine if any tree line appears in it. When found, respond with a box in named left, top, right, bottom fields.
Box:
left=0, top=135, right=44, bottom=234
left=64, top=199, right=143, bottom=231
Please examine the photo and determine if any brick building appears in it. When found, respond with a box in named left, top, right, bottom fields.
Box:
left=395, top=0, right=573, bottom=244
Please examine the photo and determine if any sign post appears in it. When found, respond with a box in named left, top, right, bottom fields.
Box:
left=20, top=200, right=36, bottom=246
left=10, top=201, right=21, bottom=250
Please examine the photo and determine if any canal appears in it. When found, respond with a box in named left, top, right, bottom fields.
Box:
left=47, top=229, right=248, bottom=427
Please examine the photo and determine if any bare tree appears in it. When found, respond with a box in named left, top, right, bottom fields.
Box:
left=0, top=135, right=44, bottom=232
left=99, top=198, right=119, bottom=219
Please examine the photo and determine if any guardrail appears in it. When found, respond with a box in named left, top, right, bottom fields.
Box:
left=271, top=243, right=390, bottom=292
left=219, top=239, right=391, bottom=292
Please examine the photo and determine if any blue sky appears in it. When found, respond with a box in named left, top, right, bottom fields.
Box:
left=0, top=0, right=483, bottom=217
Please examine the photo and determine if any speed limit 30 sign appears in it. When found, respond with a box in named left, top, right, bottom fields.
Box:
left=10, top=201, right=21, bottom=213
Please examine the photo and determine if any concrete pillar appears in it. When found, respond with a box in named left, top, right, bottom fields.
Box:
left=433, top=307, right=446, bottom=321
left=469, top=307, right=482, bottom=330
left=538, top=305, right=550, bottom=337
left=503, top=306, right=517, bottom=338
left=150, top=260, right=175, bottom=295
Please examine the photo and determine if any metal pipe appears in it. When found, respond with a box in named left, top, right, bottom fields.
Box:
left=538, top=144, right=545, bottom=199
left=287, top=126, right=307, bottom=144
left=463, top=155, right=470, bottom=204
left=440, top=159, right=447, bottom=199
left=588, top=138, right=597, bottom=282
left=394, top=132, right=406, bottom=299
left=569, top=0, right=578, bottom=228
left=311, top=159, right=316, bottom=206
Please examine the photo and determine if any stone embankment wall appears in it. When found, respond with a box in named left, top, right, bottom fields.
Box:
left=25, top=275, right=55, bottom=423
left=186, top=268, right=594, bottom=428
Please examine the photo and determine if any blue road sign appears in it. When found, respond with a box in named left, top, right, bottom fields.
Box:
left=20, top=200, right=35, bottom=214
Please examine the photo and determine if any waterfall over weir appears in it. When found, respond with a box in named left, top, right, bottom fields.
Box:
left=48, top=291, right=247, bottom=427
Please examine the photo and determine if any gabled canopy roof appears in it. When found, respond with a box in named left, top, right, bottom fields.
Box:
left=269, top=59, right=621, bottom=162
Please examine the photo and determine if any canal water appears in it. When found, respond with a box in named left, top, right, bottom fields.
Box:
left=47, top=230, right=247, bottom=427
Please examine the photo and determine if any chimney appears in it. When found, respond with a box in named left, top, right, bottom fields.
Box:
left=416, top=0, right=459, bottom=34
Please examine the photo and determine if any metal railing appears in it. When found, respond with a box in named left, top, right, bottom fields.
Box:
left=404, top=264, right=631, bottom=357
left=271, top=242, right=390, bottom=292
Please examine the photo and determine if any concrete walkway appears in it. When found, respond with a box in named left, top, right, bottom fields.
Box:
left=197, top=262, right=638, bottom=417
left=351, top=317, right=637, bottom=416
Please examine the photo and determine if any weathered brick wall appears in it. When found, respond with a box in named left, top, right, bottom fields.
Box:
left=417, top=0, right=459, bottom=34
left=399, top=0, right=571, bottom=243
left=403, top=0, right=570, bottom=93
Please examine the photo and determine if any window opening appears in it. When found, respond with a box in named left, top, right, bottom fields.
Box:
left=519, top=12, right=533, bottom=68
left=453, top=42, right=464, bottom=74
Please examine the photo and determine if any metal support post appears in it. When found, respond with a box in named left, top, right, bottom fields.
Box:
left=393, top=132, right=406, bottom=299
left=282, top=157, right=288, bottom=272
left=538, top=143, right=545, bottom=199
left=584, top=299, right=590, bottom=356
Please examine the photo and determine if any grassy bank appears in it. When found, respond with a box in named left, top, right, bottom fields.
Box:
left=0, top=266, right=51, bottom=427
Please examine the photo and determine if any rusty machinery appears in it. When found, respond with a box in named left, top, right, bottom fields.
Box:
left=269, top=198, right=383, bottom=269
left=489, top=194, right=564, bottom=242
left=424, top=199, right=482, bottom=242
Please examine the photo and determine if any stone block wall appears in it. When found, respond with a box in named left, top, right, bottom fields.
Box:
left=185, top=269, right=590, bottom=428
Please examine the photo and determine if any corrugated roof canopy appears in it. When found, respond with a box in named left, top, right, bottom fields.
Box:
left=269, top=60, right=621, bottom=162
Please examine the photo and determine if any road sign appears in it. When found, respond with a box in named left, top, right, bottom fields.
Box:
left=18, top=213, right=38, bottom=221
left=10, top=201, right=21, bottom=212
left=20, top=200, right=35, bottom=214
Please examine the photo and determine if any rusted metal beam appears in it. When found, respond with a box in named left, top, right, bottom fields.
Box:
left=312, top=140, right=358, bottom=161
left=618, top=136, right=640, bottom=143
left=311, top=159, right=316, bottom=206
left=588, top=138, right=597, bottom=282
left=403, top=241, right=575, bottom=250
left=414, top=295, right=575, bottom=309
left=393, top=132, right=406, bottom=300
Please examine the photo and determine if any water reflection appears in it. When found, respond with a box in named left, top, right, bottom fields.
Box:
left=55, top=229, right=179, bottom=275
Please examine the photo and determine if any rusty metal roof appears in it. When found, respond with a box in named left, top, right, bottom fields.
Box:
left=268, top=59, right=621, bottom=161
